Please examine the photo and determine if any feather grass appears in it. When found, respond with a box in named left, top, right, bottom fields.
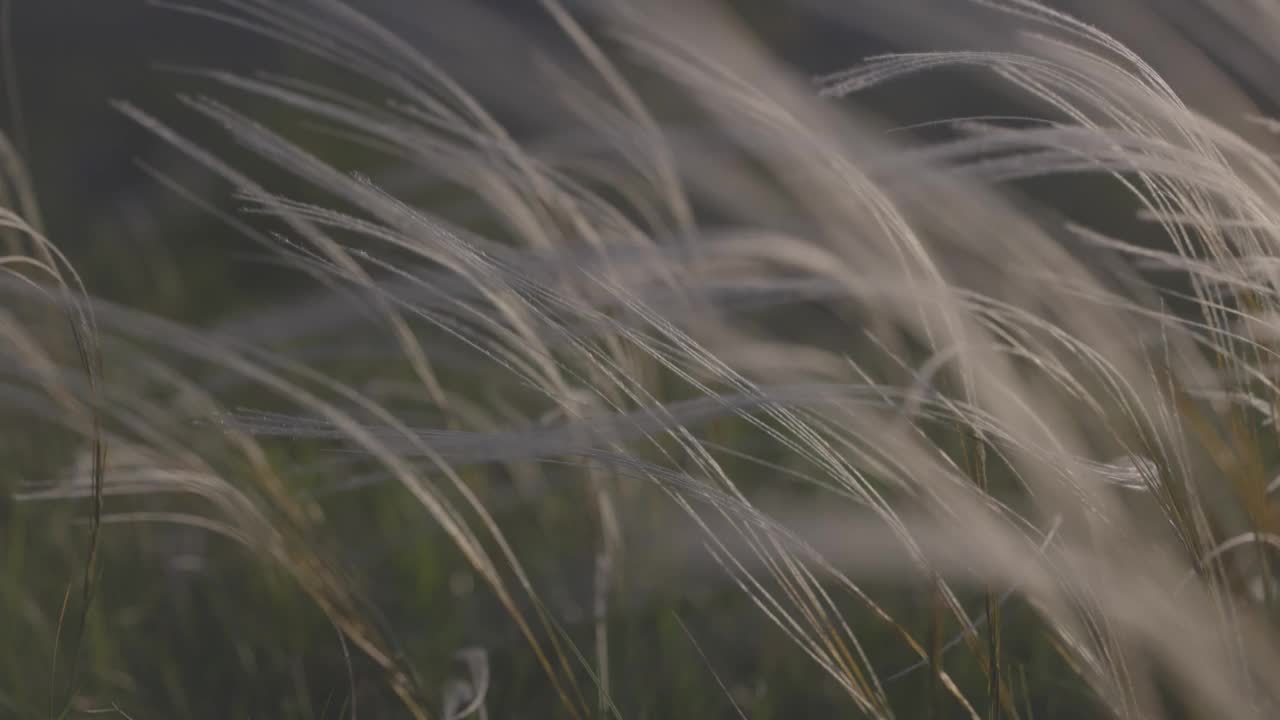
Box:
left=11, top=0, right=1280, bottom=716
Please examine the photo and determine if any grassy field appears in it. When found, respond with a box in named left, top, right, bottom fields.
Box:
left=5, top=1, right=1280, bottom=717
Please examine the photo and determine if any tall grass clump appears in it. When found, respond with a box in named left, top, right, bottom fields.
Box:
left=9, top=0, right=1280, bottom=717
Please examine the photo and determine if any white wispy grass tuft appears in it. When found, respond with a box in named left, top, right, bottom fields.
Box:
left=11, top=0, right=1280, bottom=716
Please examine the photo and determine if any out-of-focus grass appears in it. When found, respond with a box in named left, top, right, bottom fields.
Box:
left=7, top=1, right=1280, bottom=719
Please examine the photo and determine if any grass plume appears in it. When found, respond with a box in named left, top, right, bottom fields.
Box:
left=9, top=0, right=1280, bottom=717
